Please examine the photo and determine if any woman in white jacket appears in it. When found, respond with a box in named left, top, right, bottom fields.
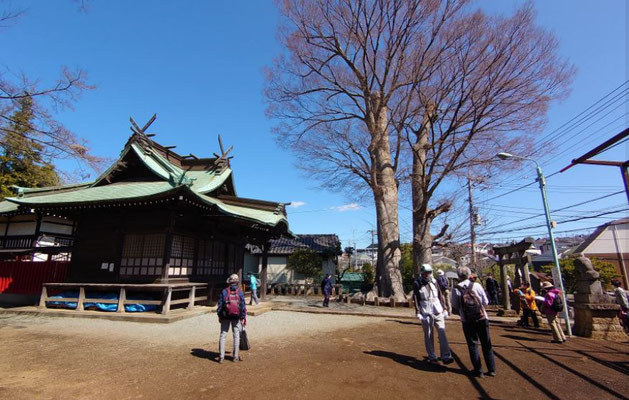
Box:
left=413, top=264, right=454, bottom=365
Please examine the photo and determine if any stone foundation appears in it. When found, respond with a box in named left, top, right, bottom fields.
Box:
left=573, top=303, right=626, bottom=341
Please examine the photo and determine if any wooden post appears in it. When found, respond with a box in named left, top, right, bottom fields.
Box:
left=162, top=286, right=172, bottom=314
left=161, top=215, right=176, bottom=282
left=77, top=286, right=85, bottom=311
left=374, top=297, right=380, bottom=307
left=520, top=250, right=531, bottom=284
left=117, top=287, right=126, bottom=313
left=260, top=242, right=269, bottom=301
left=499, top=254, right=510, bottom=311
left=390, top=297, right=396, bottom=308
left=38, top=285, right=48, bottom=309
left=187, top=285, right=196, bottom=310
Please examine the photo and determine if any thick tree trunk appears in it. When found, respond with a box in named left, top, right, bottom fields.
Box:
left=412, top=106, right=435, bottom=275
left=366, top=93, right=405, bottom=302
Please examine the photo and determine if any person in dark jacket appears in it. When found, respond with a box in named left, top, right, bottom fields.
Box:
left=485, top=274, right=499, bottom=305
left=321, top=274, right=333, bottom=307
left=436, top=269, right=452, bottom=314
left=216, top=273, right=247, bottom=363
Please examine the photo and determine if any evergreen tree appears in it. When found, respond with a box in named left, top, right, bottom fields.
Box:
left=0, top=97, right=59, bottom=199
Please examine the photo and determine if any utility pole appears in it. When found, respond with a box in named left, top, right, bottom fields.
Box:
left=467, top=175, right=478, bottom=274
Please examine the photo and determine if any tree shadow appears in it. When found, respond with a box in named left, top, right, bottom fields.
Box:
left=517, top=341, right=629, bottom=400
left=502, top=327, right=551, bottom=336
left=575, top=350, right=629, bottom=375
left=449, top=351, right=495, bottom=400
left=385, top=319, right=420, bottom=326
left=190, top=348, right=221, bottom=362
left=493, top=350, right=560, bottom=400
left=364, top=350, right=466, bottom=375
left=500, top=334, right=537, bottom=341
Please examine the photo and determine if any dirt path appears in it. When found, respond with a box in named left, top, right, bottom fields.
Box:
left=0, top=312, right=627, bottom=400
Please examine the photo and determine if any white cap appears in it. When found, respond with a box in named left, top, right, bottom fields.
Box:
left=420, top=264, right=433, bottom=273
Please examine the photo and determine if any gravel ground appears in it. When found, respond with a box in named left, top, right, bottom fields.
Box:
left=0, top=310, right=380, bottom=347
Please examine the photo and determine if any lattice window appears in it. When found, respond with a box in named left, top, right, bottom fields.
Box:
left=227, top=243, right=237, bottom=274
left=211, top=241, right=225, bottom=275
left=120, top=233, right=165, bottom=277
left=168, top=234, right=195, bottom=276
left=196, top=239, right=213, bottom=276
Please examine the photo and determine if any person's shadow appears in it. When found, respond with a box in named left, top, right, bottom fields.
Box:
left=364, top=350, right=467, bottom=375
left=191, top=348, right=221, bottom=362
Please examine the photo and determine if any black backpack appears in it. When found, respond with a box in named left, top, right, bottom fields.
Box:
left=551, top=293, right=564, bottom=312
left=457, top=283, right=485, bottom=322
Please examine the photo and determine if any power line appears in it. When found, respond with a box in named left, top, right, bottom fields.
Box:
left=484, top=81, right=629, bottom=191
left=476, top=208, right=628, bottom=237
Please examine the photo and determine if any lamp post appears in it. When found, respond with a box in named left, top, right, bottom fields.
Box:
left=496, top=152, right=573, bottom=336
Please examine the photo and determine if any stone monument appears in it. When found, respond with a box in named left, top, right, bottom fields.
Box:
left=572, top=255, right=625, bottom=340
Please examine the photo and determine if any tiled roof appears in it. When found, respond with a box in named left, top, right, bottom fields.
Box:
left=250, top=234, right=340, bottom=255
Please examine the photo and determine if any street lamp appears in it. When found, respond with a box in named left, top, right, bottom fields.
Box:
left=496, top=152, right=573, bottom=336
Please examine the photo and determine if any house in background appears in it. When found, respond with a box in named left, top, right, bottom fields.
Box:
left=432, top=254, right=458, bottom=270
left=573, top=218, right=629, bottom=288
left=246, top=234, right=340, bottom=284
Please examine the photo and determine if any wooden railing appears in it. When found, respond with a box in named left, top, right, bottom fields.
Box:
left=38, top=282, right=208, bottom=315
left=266, top=283, right=345, bottom=296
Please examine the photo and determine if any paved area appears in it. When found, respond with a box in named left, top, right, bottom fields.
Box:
left=0, top=308, right=627, bottom=399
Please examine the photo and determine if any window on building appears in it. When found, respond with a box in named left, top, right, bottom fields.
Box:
left=196, top=239, right=213, bottom=276
left=211, top=241, right=225, bottom=275
left=120, top=233, right=165, bottom=276
left=168, top=234, right=195, bottom=276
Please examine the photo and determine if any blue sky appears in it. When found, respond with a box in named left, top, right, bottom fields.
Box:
left=3, top=1, right=627, bottom=249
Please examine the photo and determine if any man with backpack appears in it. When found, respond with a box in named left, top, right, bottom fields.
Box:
left=321, top=274, right=333, bottom=307
left=451, top=266, right=496, bottom=378
left=217, top=274, right=247, bottom=363
left=413, top=264, right=454, bottom=366
left=540, top=281, right=566, bottom=343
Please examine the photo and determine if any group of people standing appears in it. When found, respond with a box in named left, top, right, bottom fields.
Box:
left=413, top=265, right=496, bottom=377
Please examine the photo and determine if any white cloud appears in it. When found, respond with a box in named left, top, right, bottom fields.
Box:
left=288, top=201, right=306, bottom=208
left=330, top=203, right=361, bottom=212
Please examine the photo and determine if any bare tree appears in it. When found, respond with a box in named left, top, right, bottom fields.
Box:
left=0, top=5, right=102, bottom=180
left=265, top=0, right=572, bottom=300
left=266, top=0, right=456, bottom=300
left=404, top=4, right=574, bottom=271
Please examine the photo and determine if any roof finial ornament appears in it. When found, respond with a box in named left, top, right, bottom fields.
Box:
left=129, top=113, right=157, bottom=135
left=213, top=134, right=234, bottom=171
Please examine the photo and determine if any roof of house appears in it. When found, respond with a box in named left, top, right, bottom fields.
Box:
left=249, top=234, right=340, bottom=255
left=0, top=131, right=289, bottom=230
left=573, top=217, right=629, bottom=254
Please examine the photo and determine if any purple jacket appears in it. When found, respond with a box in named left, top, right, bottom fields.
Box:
left=543, top=288, right=561, bottom=316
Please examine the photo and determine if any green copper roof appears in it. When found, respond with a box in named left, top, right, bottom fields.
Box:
left=195, top=193, right=287, bottom=227
left=1, top=134, right=288, bottom=230
left=0, top=200, right=20, bottom=214
left=6, top=182, right=176, bottom=205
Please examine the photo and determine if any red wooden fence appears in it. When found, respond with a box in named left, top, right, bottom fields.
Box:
left=0, top=261, right=69, bottom=295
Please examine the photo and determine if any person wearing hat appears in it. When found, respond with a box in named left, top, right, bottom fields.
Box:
left=413, top=263, right=454, bottom=366
left=217, top=273, right=247, bottom=363
left=435, top=269, right=452, bottom=315
left=540, top=281, right=566, bottom=343
left=518, top=282, right=539, bottom=329
left=320, top=273, right=334, bottom=307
